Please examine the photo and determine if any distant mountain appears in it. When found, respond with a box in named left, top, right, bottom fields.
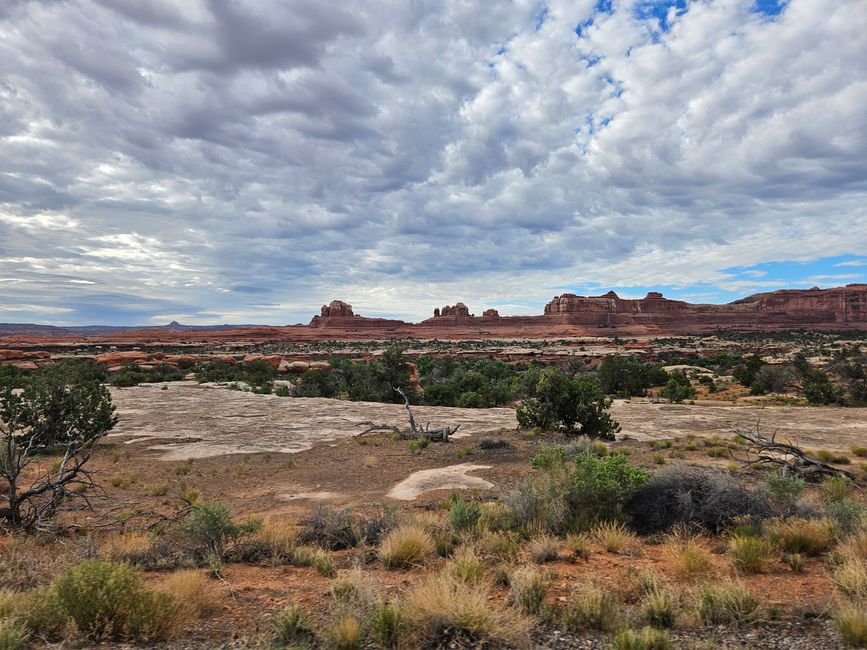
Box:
left=0, top=321, right=249, bottom=338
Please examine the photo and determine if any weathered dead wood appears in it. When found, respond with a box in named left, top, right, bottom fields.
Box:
left=355, top=387, right=460, bottom=442
left=736, top=422, right=855, bottom=481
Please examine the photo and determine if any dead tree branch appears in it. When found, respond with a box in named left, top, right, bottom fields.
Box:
left=736, top=422, right=855, bottom=482
left=355, top=387, right=460, bottom=442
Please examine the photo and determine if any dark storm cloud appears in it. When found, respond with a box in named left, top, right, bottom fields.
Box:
left=0, top=0, right=865, bottom=325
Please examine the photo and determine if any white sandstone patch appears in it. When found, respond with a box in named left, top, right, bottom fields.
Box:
left=387, top=463, right=494, bottom=500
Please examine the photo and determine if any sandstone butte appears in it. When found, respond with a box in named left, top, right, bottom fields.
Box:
left=1, top=285, right=866, bottom=349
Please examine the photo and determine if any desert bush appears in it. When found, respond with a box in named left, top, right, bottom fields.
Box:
left=625, top=466, right=772, bottom=535
left=158, top=569, right=220, bottom=619
left=55, top=559, right=180, bottom=640
left=527, top=534, right=560, bottom=564
left=369, top=601, right=403, bottom=649
left=272, top=604, right=316, bottom=646
left=659, top=371, right=696, bottom=403
left=764, top=517, right=835, bottom=556
left=592, top=520, right=638, bottom=554
left=3, top=585, right=69, bottom=641
left=827, top=500, right=866, bottom=537
left=822, top=476, right=854, bottom=504
left=610, top=626, right=673, bottom=650
left=477, top=437, right=513, bottom=450
left=449, top=497, right=482, bottom=534
left=403, top=572, right=531, bottom=647
left=642, top=588, right=676, bottom=629
left=298, top=505, right=360, bottom=550
left=509, top=565, right=550, bottom=616
left=695, top=581, right=758, bottom=624
left=834, top=558, right=867, bottom=601
left=504, top=468, right=573, bottom=534
left=764, top=473, right=805, bottom=514
left=833, top=603, right=867, bottom=648
left=379, top=525, right=434, bottom=569
left=181, top=502, right=260, bottom=564
left=564, top=532, right=592, bottom=560
left=571, top=453, right=649, bottom=523
left=728, top=534, right=775, bottom=573
left=561, top=584, right=620, bottom=631
left=475, top=531, right=521, bottom=563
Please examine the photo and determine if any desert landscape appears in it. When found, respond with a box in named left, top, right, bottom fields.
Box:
left=1, top=301, right=866, bottom=649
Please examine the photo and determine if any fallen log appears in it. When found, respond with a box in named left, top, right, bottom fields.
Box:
left=355, top=388, right=460, bottom=442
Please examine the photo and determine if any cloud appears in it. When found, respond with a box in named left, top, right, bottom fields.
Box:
left=0, top=0, right=865, bottom=324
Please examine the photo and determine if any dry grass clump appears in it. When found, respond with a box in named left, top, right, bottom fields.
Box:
left=592, top=521, right=639, bottom=554
left=252, top=520, right=299, bottom=563
left=272, top=604, right=316, bottom=647
left=695, top=581, right=759, bottom=624
left=0, top=619, right=27, bottom=650
left=833, top=603, right=867, bottom=648
left=615, top=567, right=660, bottom=604
left=833, top=558, right=867, bottom=601
left=292, top=545, right=337, bottom=576
left=839, top=528, right=867, bottom=561
left=369, top=601, right=404, bottom=649
left=727, top=534, right=775, bottom=574
left=527, top=534, right=560, bottom=564
left=564, top=532, right=592, bottom=561
left=764, top=517, right=835, bottom=556
left=663, top=529, right=713, bottom=579
left=611, top=626, right=674, bottom=650
left=474, top=531, right=521, bottom=563
left=325, top=615, right=363, bottom=650
left=157, top=570, right=220, bottom=619
left=100, top=531, right=156, bottom=566
left=509, top=565, right=550, bottom=616
left=0, top=585, right=70, bottom=641
left=445, top=548, right=486, bottom=585
left=642, top=588, right=676, bottom=628
left=329, top=569, right=378, bottom=619
left=561, top=584, right=620, bottom=631
left=379, top=525, right=435, bottom=569
left=403, top=572, right=531, bottom=648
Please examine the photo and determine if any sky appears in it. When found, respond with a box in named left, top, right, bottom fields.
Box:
left=1, top=0, right=866, bottom=326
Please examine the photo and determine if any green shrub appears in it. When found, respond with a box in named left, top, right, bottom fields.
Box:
left=0, top=619, right=27, bottom=650
left=764, top=474, right=805, bottom=514
left=449, top=498, right=482, bottom=534
left=822, top=476, right=854, bottom=504
left=54, top=559, right=179, bottom=640
left=659, top=372, right=696, bottom=403
left=728, top=534, right=775, bottom=573
left=571, top=453, right=649, bottom=523
left=10, top=586, right=69, bottom=640
left=181, top=502, right=260, bottom=562
left=827, top=499, right=866, bottom=536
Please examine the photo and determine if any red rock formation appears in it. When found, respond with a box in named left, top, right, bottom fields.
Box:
left=482, top=308, right=500, bottom=318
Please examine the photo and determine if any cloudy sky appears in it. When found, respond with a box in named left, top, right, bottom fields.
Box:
left=1, top=0, right=866, bottom=325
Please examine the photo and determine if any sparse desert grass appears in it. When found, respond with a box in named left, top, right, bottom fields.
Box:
left=445, top=548, right=486, bottom=585
left=272, top=604, right=316, bottom=647
left=326, top=614, right=363, bottom=650
left=642, top=588, right=676, bottom=628
left=564, top=532, right=592, bottom=561
left=833, top=603, right=867, bottom=648
left=782, top=552, right=807, bottom=573
left=475, top=531, right=521, bottom=563
left=851, top=446, right=867, bottom=458
left=839, top=528, right=867, bottom=560
left=292, top=545, right=337, bottom=576
left=100, top=531, right=155, bottom=565
left=728, top=534, right=775, bottom=573
left=667, top=537, right=713, bottom=579
left=615, top=567, right=660, bottom=604
left=252, top=520, right=299, bottom=563
left=509, top=565, right=550, bottom=616
left=765, top=517, right=836, bottom=556
left=0, top=619, right=27, bottom=650
left=695, top=581, right=759, bottom=624
left=592, top=521, right=639, bottom=554
left=369, top=601, right=403, bottom=649
left=403, top=572, right=531, bottom=648
left=527, top=534, right=560, bottom=564
left=815, top=450, right=851, bottom=466
left=145, top=483, right=169, bottom=496
left=611, top=626, right=674, bottom=650
left=158, top=569, right=220, bottom=619
left=329, top=569, right=378, bottom=618
left=561, top=584, right=620, bottom=631
left=379, top=525, right=434, bottom=569
left=833, top=558, right=867, bottom=601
